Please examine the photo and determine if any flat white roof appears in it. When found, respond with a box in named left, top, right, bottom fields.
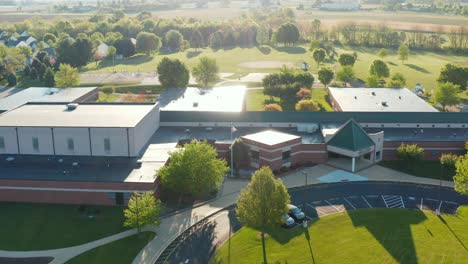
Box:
left=242, top=130, right=300, bottom=146
left=0, top=87, right=97, bottom=112
left=329, top=87, right=437, bottom=112
left=158, top=86, right=246, bottom=112
left=0, top=103, right=157, bottom=128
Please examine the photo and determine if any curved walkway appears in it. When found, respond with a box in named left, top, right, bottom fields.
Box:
left=0, top=164, right=457, bottom=264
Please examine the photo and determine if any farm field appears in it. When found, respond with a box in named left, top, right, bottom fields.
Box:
left=212, top=207, right=468, bottom=264
left=83, top=46, right=467, bottom=91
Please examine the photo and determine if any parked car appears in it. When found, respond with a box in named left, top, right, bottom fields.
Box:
left=287, top=204, right=305, bottom=221
left=281, top=213, right=295, bottom=228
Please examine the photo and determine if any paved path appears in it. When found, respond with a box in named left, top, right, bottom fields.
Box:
left=0, top=164, right=456, bottom=264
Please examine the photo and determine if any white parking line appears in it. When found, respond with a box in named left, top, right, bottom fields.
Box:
left=420, top=198, right=423, bottom=210
left=438, top=201, right=443, bottom=211
left=306, top=203, right=326, bottom=215
left=444, top=201, right=458, bottom=205
left=343, top=197, right=356, bottom=210
left=400, top=196, right=405, bottom=208
left=381, top=195, right=389, bottom=208
left=325, top=200, right=345, bottom=212
left=361, top=196, right=372, bottom=208
left=426, top=198, right=438, bottom=202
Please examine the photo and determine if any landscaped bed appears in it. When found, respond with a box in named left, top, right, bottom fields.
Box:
left=0, top=203, right=127, bottom=251
left=212, top=207, right=468, bottom=264
left=65, top=232, right=155, bottom=264
left=380, top=160, right=455, bottom=181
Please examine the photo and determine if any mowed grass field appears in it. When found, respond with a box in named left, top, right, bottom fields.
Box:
left=212, top=207, right=468, bottom=264
left=84, top=46, right=467, bottom=91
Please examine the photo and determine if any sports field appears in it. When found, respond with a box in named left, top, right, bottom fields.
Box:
left=212, top=207, right=468, bottom=264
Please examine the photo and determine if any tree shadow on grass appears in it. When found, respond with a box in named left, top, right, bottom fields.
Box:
left=405, top=64, right=430, bottom=73
left=256, top=45, right=272, bottom=55
left=349, top=208, right=427, bottom=264
left=388, top=61, right=397, bottom=66
left=260, top=218, right=320, bottom=245
left=275, top=46, right=307, bottom=54
left=186, top=51, right=202, bottom=59
left=437, top=215, right=467, bottom=251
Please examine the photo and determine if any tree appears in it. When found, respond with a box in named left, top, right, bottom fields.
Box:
left=55, top=64, right=80, bottom=87
left=124, top=192, right=161, bottom=233
left=43, top=33, right=57, bottom=44
left=276, top=23, right=300, bottom=46
left=7, top=73, right=16, bottom=87
left=312, top=48, right=326, bottom=68
left=102, top=86, right=114, bottom=95
left=440, top=153, right=459, bottom=170
left=73, top=37, right=93, bottom=67
left=366, top=74, right=383, bottom=87
left=437, top=64, right=468, bottom=90
left=114, top=38, right=136, bottom=58
left=296, top=88, right=311, bottom=99
left=156, top=57, right=190, bottom=88
left=263, top=104, right=283, bottom=111
left=189, top=29, right=204, bottom=51
left=231, top=138, right=250, bottom=173
left=158, top=140, right=229, bottom=196
left=336, top=66, right=355, bottom=86
left=397, top=44, right=409, bottom=64
left=236, top=167, right=290, bottom=264
left=295, top=99, right=320, bottom=111
left=338, top=53, right=356, bottom=66
left=192, top=56, right=219, bottom=87
left=164, top=30, right=184, bottom=52
left=377, top=48, right=388, bottom=59
left=397, top=144, right=424, bottom=172
left=454, top=154, right=468, bottom=195
left=369, top=59, right=390, bottom=78
left=433, top=82, right=461, bottom=112
left=43, top=67, right=55, bottom=87
left=388, top=72, right=406, bottom=88
left=318, top=67, right=334, bottom=88
left=136, top=32, right=161, bottom=55
left=209, top=31, right=223, bottom=50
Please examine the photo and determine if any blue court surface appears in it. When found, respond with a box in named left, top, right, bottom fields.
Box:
left=319, top=170, right=368, bottom=183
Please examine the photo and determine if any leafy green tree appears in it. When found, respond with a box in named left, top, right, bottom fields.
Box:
left=17, top=46, right=32, bottom=58
left=397, top=144, right=424, bottom=172
left=56, top=37, right=93, bottom=67
left=156, top=57, right=190, bottom=88
left=377, top=48, right=387, bottom=59
left=336, top=66, right=355, bottom=86
left=102, top=86, right=114, bottom=95
left=189, top=29, right=204, bottom=51
left=136, top=32, right=161, bottom=55
left=318, top=67, right=334, bottom=88
left=236, top=167, right=290, bottom=264
left=7, top=73, right=16, bottom=87
left=114, top=38, right=136, bottom=58
left=263, top=104, right=283, bottom=111
left=440, top=153, right=459, bottom=170
left=433, top=82, right=461, bottom=112
left=55, top=64, right=80, bottom=87
left=454, top=154, right=468, bottom=195
left=369, top=59, right=390, bottom=78
left=312, top=48, right=326, bottom=68
left=338, top=53, right=356, bottom=66
left=388, top=72, right=406, bottom=88
left=295, top=99, right=320, bottom=111
left=164, top=30, right=184, bottom=52
left=192, top=56, right=219, bottom=87
left=397, top=44, right=409, bottom=64
left=124, top=192, right=161, bottom=233
left=209, top=31, right=223, bottom=50
left=366, top=74, right=383, bottom=87
left=43, top=67, right=55, bottom=87
left=256, top=25, right=270, bottom=45
left=158, top=140, right=228, bottom=196
left=276, top=23, right=300, bottom=46
left=437, top=64, right=468, bottom=90
left=43, top=33, right=57, bottom=44
left=231, top=138, right=250, bottom=173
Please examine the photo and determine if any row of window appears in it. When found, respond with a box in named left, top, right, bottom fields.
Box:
left=0, top=136, right=112, bottom=152
left=249, top=150, right=291, bottom=163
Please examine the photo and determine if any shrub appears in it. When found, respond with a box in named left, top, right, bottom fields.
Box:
left=295, top=99, right=320, bottom=111
left=440, top=153, right=459, bottom=169
left=102, top=86, right=114, bottom=94
left=263, top=104, right=283, bottom=111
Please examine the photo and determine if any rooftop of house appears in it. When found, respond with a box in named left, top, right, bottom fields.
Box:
left=242, top=130, right=301, bottom=146
left=328, top=87, right=437, bottom=112
left=0, top=103, right=158, bottom=128
left=157, top=86, right=246, bottom=112
left=0, top=87, right=98, bottom=112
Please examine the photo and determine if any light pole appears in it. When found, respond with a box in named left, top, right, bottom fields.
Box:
left=302, top=171, right=308, bottom=186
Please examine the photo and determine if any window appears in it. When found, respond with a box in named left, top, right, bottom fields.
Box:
left=32, top=137, right=39, bottom=151
left=104, top=138, right=111, bottom=152
left=376, top=151, right=381, bottom=161
left=250, top=150, right=259, bottom=163
left=0, top=137, right=4, bottom=149
left=282, top=151, right=291, bottom=163
left=67, top=138, right=74, bottom=151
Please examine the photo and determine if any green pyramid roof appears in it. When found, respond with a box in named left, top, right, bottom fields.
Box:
left=328, top=119, right=374, bottom=152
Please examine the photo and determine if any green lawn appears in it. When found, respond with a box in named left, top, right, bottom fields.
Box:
left=83, top=46, right=467, bottom=91
left=0, top=203, right=128, bottom=251
left=66, top=232, right=155, bottom=264
left=246, top=88, right=333, bottom=112
left=212, top=207, right=468, bottom=264
left=380, top=160, right=455, bottom=181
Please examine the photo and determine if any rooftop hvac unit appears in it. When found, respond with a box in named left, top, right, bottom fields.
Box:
left=66, top=103, right=79, bottom=111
